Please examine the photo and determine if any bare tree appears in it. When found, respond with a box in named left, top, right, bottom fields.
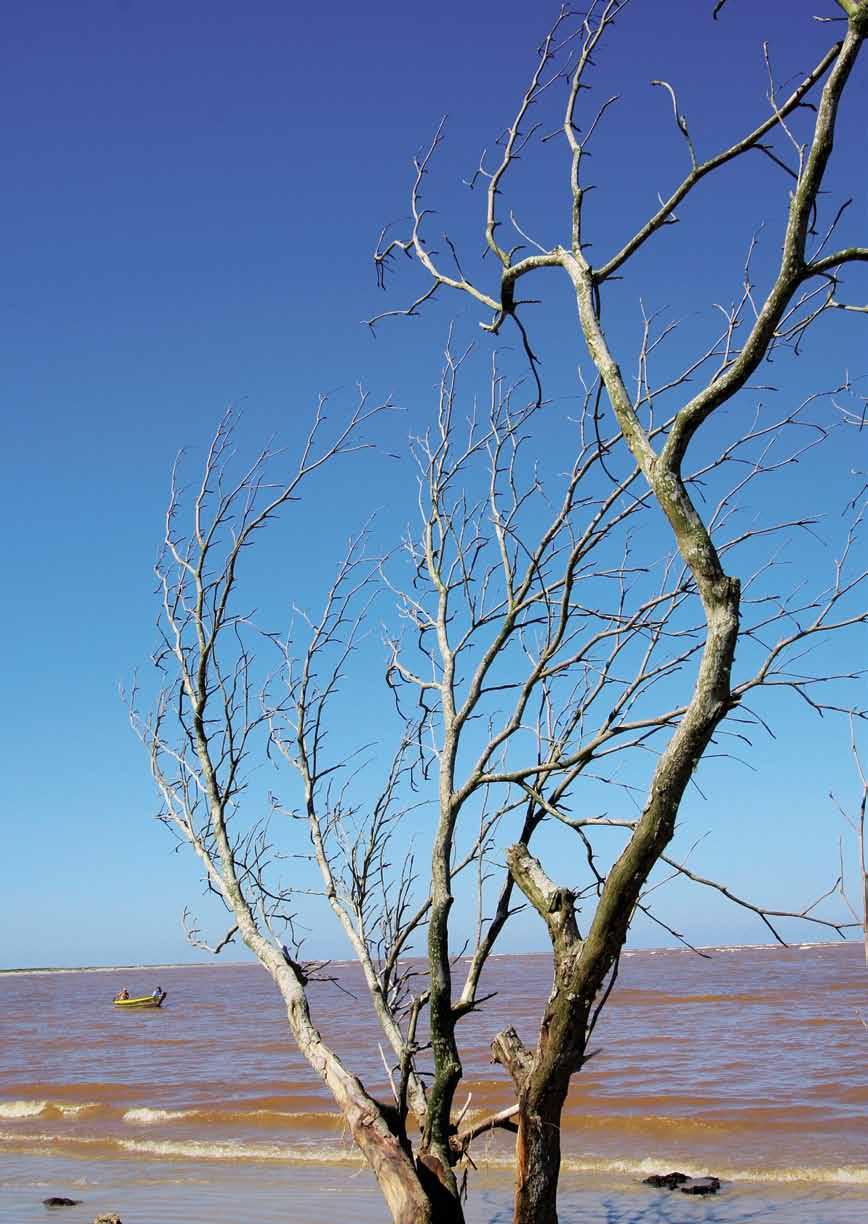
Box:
left=135, top=382, right=595, bottom=1223
left=134, top=6, right=868, bottom=1224
left=370, top=3, right=868, bottom=1221
left=130, top=397, right=458, bottom=1224
left=137, top=345, right=863, bottom=1224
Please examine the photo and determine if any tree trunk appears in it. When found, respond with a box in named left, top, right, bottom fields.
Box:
left=192, top=783, right=463, bottom=1224
left=513, top=1077, right=570, bottom=1224
left=338, top=1086, right=436, bottom=1224
left=256, top=939, right=450, bottom=1224
left=416, top=1153, right=466, bottom=1224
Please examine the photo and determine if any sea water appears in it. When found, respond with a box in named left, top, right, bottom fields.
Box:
left=2, top=943, right=867, bottom=1222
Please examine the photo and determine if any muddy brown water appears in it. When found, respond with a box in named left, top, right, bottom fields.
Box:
left=2, top=943, right=867, bottom=1222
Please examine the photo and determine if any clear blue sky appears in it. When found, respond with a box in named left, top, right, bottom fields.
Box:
left=3, top=0, right=866, bottom=969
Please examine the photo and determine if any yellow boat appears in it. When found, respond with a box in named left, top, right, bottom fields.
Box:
left=113, top=992, right=167, bottom=1009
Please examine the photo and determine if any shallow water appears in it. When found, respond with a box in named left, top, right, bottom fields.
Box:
left=2, top=943, right=867, bottom=1221
left=4, top=1160, right=868, bottom=1224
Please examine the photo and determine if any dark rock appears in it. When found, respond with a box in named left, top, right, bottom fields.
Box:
left=680, top=1177, right=722, bottom=1196
left=642, top=1171, right=689, bottom=1189
left=43, top=1199, right=82, bottom=1208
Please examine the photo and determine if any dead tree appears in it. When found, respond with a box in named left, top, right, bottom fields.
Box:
left=136, top=352, right=863, bottom=1224
left=134, top=6, right=868, bottom=1223
left=364, top=336, right=864, bottom=1223
left=134, top=339, right=865, bottom=1223
left=132, top=345, right=767, bottom=1223
left=257, top=344, right=719, bottom=1217
left=373, top=3, right=868, bottom=1221
left=133, top=384, right=574, bottom=1223
left=131, top=397, right=455, bottom=1224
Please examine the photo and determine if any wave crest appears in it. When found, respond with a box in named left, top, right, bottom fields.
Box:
left=117, top=1137, right=362, bottom=1164
left=0, top=1100, right=47, bottom=1119
left=123, top=1107, right=195, bottom=1125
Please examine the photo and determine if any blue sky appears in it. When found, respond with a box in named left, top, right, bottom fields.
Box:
left=2, top=0, right=867, bottom=969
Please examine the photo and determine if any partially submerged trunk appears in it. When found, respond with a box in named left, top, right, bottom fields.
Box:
left=490, top=30, right=868, bottom=1193
left=500, top=559, right=741, bottom=1221
left=513, top=1082, right=570, bottom=1224
left=201, top=798, right=460, bottom=1224
left=498, top=248, right=745, bottom=1221
left=492, top=1021, right=574, bottom=1224
left=251, top=929, right=457, bottom=1224
left=489, top=862, right=589, bottom=1224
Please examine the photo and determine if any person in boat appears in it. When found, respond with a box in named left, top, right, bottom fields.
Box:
left=115, top=987, right=130, bottom=1001
left=152, top=986, right=163, bottom=1002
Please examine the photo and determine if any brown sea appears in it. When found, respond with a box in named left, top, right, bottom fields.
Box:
left=2, top=942, right=867, bottom=1222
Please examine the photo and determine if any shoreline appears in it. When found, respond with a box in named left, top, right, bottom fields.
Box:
left=3, top=1154, right=868, bottom=1224
left=1, top=1121, right=866, bottom=1188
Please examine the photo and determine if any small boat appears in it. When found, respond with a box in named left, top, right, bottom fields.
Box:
left=113, top=992, right=167, bottom=1009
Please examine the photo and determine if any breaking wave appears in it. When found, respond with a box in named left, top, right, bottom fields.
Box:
left=122, top=1108, right=197, bottom=1125
left=0, top=1101, right=48, bottom=1119
left=0, top=1100, right=97, bottom=1120
left=121, top=1105, right=340, bottom=1128
left=556, top=1154, right=868, bottom=1188
left=2, top=1125, right=867, bottom=1188
left=117, top=1137, right=361, bottom=1163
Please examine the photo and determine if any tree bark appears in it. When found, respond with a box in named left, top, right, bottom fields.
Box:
left=269, top=950, right=441, bottom=1224
left=513, top=1079, right=570, bottom=1224
left=202, top=815, right=442, bottom=1224
left=507, top=579, right=740, bottom=1222
left=500, top=244, right=745, bottom=1221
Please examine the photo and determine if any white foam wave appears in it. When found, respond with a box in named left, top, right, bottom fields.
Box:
left=0, top=1099, right=99, bottom=1120
left=0, top=1101, right=47, bottom=1119
left=730, top=1164, right=868, bottom=1187
left=0, top=1129, right=54, bottom=1144
left=552, top=1153, right=868, bottom=1187
left=3, top=1123, right=868, bottom=1186
left=123, top=1107, right=196, bottom=1125
left=118, top=1137, right=362, bottom=1164
left=85, top=1137, right=868, bottom=1184
left=122, top=1106, right=338, bottom=1126
left=0, top=1129, right=102, bottom=1148
left=248, top=1109, right=338, bottom=1122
